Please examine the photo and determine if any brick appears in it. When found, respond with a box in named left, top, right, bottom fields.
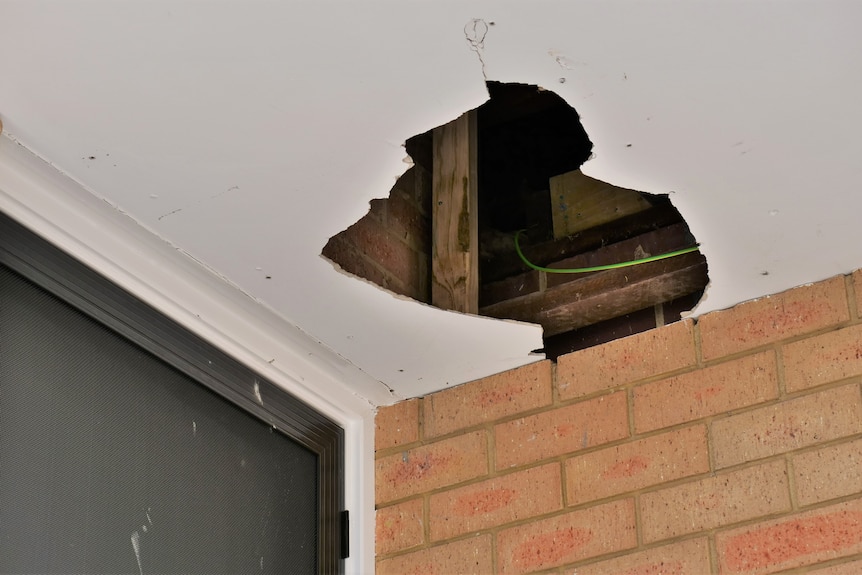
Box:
left=375, top=431, right=488, bottom=504
left=393, top=165, right=433, bottom=217
left=322, top=236, right=401, bottom=294
left=391, top=165, right=416, bottom=197
left=711, top=384, right=862, bottom=468
left=375, top=498, right=424, bottom=556
left=699, top=276, right=849, bottom=361
left=375, top=398, right=420, bottom=451
left=570, top=537, right=711, bottom=575
left=497, top=499, right=637, bottom=575
left=633, top=351, right=778, bottom=433
left=376, top=533, right=492, bottom=575
left=429, top=462, right=562, bottom=541
left=386, top=189, right=430, bottom=253
left=565, top=425, right=709, bottom=506
left=342, top=215, right=425, bottom=295
left=716, top=498, right=862, bottom=575
left=557, top=320, right=696, bottom=399
left=495, top=392, right=628, bottom=470
left=793, top=437, right=862, bottom=506
left=324, top=232, right=428, bottom=301
left=640, top=459, right=791, bottom=543
left=424, top=361, right=553, bottom=438
left=367, top=197, right=388, bottom=224
left=783, top=324, right=862, bottom=392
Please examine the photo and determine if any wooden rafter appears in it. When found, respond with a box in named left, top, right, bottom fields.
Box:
left=480, top=235, right=708, bottom=336
left=481, top=202, right=685, bottom=283
left=431, top=111, right=479, bottom=314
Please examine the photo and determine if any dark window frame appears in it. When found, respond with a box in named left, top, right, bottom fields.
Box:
left=0, top=211, right=345, bottom=573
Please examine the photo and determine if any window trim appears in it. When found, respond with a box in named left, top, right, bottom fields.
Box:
left=0, top=135, right=379, bottom=574
left=2, top=209, right=345, bottom=572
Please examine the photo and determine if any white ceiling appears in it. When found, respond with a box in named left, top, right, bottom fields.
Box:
left=2, top=0, right=861, bottom=402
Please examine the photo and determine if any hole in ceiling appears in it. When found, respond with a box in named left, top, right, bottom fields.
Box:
left=322, top=81, right=709, bottom=360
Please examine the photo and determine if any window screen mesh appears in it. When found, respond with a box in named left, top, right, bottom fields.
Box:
left=0, top=265, right=319, bottom=574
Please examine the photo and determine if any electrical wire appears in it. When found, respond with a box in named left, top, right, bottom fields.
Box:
left=514, top=230, right=700, bottom=274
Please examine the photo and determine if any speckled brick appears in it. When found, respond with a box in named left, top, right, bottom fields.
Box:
left=376, top=533, right=493, bottom=575
left=556, top=320, right=696, bottom=399
left=640, top=459, right=791, bottom=543
left=569, top=537, right=711, bottom=575
left=375, top=431, right=488, bottom=504
left=633, top=351, right=778, bottom=433
left=565, top=424, right=709, bottom=506
left=424, top=361, right=552, bottom=438
left=793, top=437, right=862, bottom=506
left=783, top=324, right=862, bottom=392
left=386, top=188, right=430, bottom=253
left=698, top=275, right=849, bottom=361
left=429, top=462, right=562, bottom=541
left=375, top=498, right=424, bottom=556
left=338, top=214, right=427, bottom=296
left=375, top=398, right=420, bottom=451
left=496, top=499, right=637, bottom=575
left=322, top=235, right=404, bottom=295
left=494, top=392, right=629, bottom=470
left=716, top=498, right=862, bottom=575
left=711, top=383, right=862, bottom=469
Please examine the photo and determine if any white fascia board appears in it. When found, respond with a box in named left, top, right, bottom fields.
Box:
left=0, top=133, right=378, bottom=574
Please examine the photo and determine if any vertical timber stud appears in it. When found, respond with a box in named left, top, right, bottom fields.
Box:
left=431, top=110, right=479, bottom=314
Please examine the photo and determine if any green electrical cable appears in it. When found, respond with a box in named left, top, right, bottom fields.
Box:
left=514, top=230, right=700, bottom=274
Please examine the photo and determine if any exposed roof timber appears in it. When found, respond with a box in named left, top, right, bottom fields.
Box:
left=481, top=250, right=707, bottom=336
left=431, top=111, right=480, bottom=314
left=329, top=81, right=705, bottom=352
left=482, top=223, right=695, bottom=305
left=541, top=292, right=703, bottom=359
left=482, top=202, right=684, bottom=283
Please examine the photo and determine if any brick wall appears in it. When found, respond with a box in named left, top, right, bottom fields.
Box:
left=323, top=165, right=432, bottom=302
left=374, top=270, right=862, bottom=574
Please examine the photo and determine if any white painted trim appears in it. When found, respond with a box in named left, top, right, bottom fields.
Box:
left=0, top=134, right=377, bottom=574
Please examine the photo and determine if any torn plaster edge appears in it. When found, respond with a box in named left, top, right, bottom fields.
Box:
left=319, top=252, right=419, bottom=302
left=0, top=133, right=379, bottom=573
left=321, top=248, right=548, bottom=337
left=322, top=252, right=546, bottom=398
left=321, top=237, right=551, bottom=330
left=319, top=253, right=422, bottom=309
left=316, top=29, right=493, bottom=245
left=646, top=189, right=715, bottom=317
left=420, top=347, right=546, bottom=394
left=320, top=83, right=492, bottom=244
left=324, top=71, right=710, bottom=361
